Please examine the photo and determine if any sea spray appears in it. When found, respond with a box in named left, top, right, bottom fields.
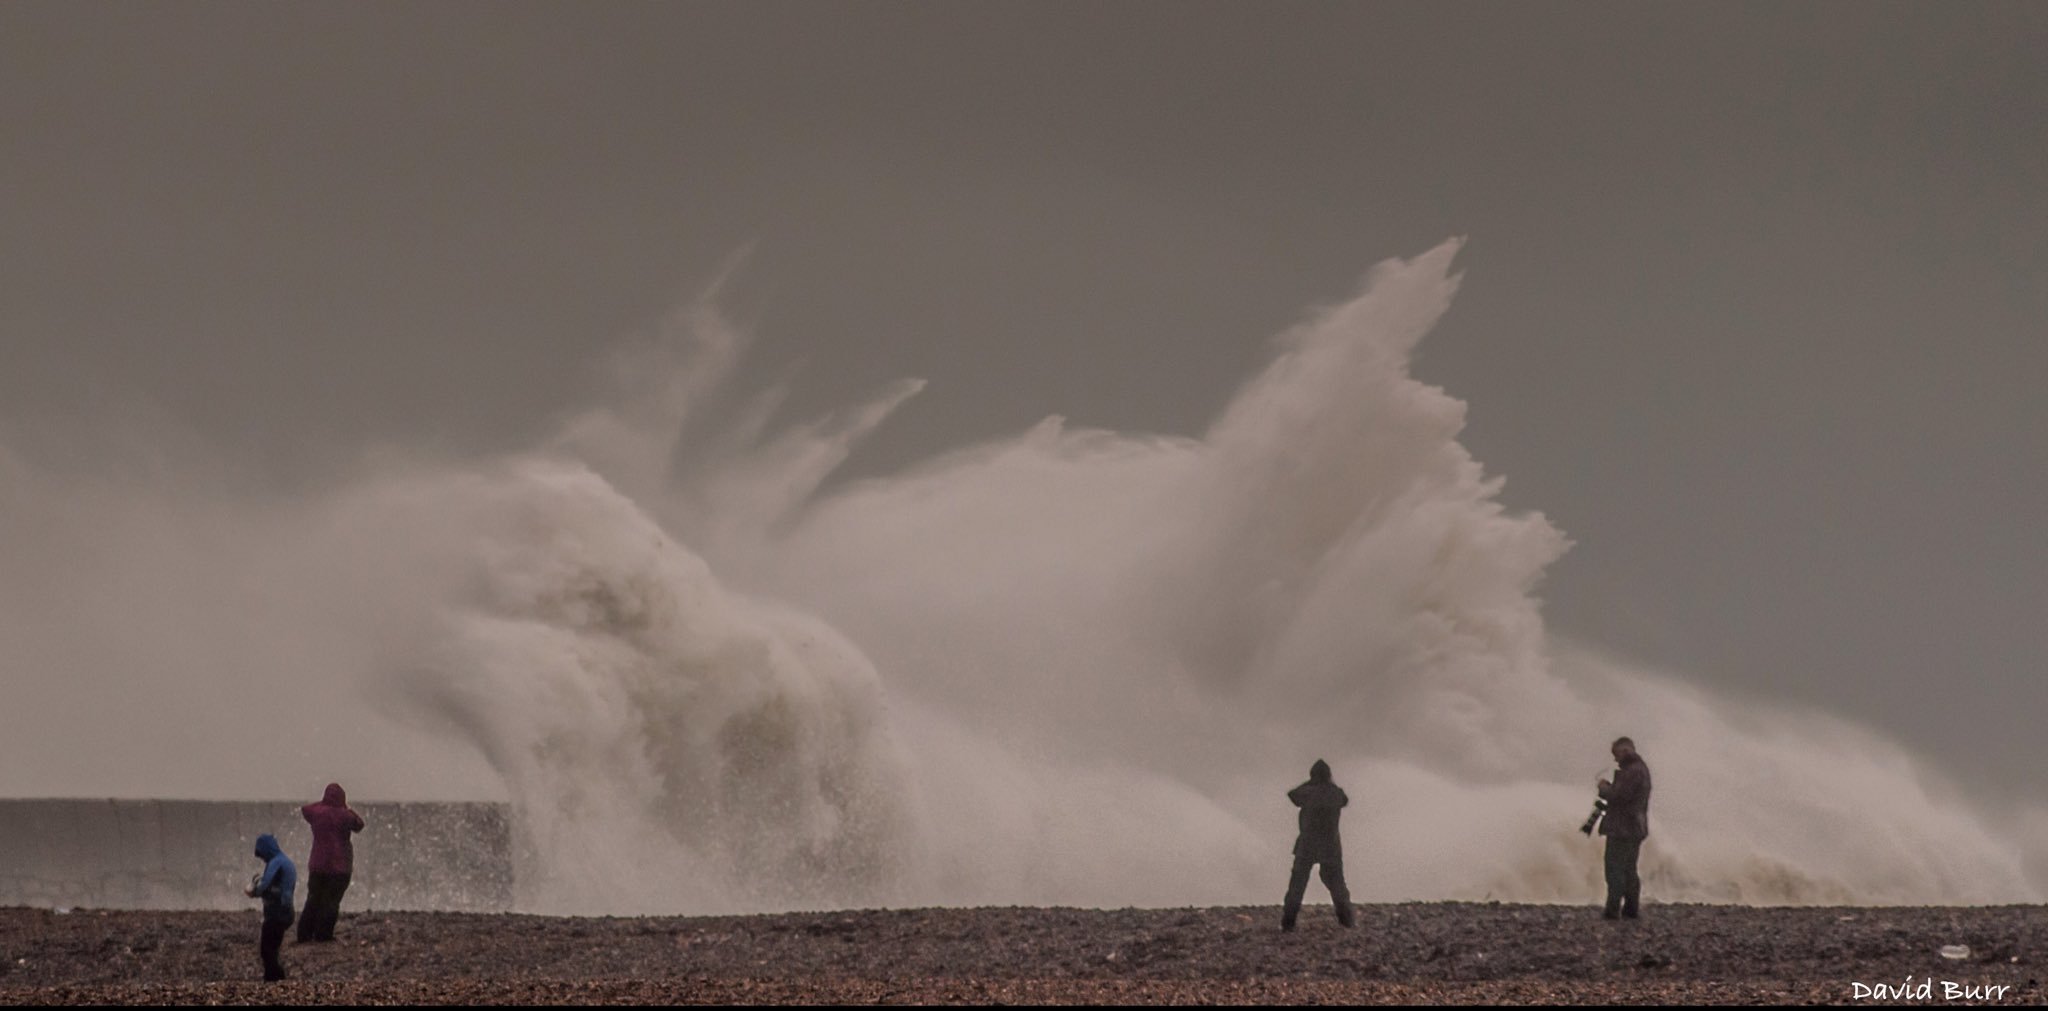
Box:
left=660, top=239, right=2033, bottom=907
left=355, top=460, right=914, bottom=914
left=0, top=240, right=2038, bottom=910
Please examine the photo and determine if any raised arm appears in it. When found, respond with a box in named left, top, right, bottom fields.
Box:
left=1288, top=782, right=1345, bottom=809
left=253, top=858, right=284, bottom=896
left=1600, top=764, right=1646, bottom=808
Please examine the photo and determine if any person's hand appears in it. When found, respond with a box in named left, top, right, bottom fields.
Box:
left=1597, top=777, right=1612, bottom=791
left=244, top=886, right=257, bottom=898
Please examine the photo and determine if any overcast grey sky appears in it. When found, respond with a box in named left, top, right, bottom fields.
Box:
left=4, top=2, right=2044, bottom=796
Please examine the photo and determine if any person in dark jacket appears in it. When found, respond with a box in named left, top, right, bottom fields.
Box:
left=245, top=833, right=297, bottom=981
left=1281, top=759, right=1354, bottom=931
left=299, top=782, right=366, bottom=942
left=1596, top=736, right=1652, bottom=920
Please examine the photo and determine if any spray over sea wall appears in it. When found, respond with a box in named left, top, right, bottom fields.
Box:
left=1, top=241, right=2037, bottom=910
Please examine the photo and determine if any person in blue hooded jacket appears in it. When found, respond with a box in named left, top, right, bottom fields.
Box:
left=245, top=833, right=297, bottom=982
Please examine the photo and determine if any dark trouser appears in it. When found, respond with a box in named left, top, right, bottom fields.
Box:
left=299, top=872, right=352, bottom=942
left=260, top=913, right=292, bottom=981
left=1282, top=854, right=1354, bottom=928
left=1603, top=836, right=1642, bottom=917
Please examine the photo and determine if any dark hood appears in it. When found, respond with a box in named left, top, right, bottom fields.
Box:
left=322, top=783, right=347, bottom=806
left=254, top=833, right=282, bottom=861
left=1309, top=759, right=1331, bottom=783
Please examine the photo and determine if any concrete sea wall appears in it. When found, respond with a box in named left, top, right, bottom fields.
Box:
left=0, top=799, right=512, bottom=911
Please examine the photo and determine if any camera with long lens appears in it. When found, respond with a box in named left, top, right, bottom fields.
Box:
left=1579, top=797, right=1608, bottom=835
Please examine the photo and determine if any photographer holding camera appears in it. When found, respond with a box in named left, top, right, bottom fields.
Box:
left=1595, top=736, right=1652, bottom=920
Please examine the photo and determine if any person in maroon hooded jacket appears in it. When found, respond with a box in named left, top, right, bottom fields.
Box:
left=298, top=783, right=365, bottom=942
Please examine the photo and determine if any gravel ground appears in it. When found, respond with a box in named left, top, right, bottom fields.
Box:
left=2, top=903, right=2041, bottom=1004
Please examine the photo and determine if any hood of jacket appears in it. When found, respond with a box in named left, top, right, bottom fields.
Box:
left=322, top=783, right=347, bottom=806
left=254, top=833, right=282, bottom=862
left=1309, top=759, right=1331, bottom=783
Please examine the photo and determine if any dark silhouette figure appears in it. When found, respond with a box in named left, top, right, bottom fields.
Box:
left=1282, top=759, right=1354, bottom=931
left=298, top=782, right=365, bottom=942
left=245, top=833, right=296, bottom=981
left=1596, top=737, right=1652, bottom=920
